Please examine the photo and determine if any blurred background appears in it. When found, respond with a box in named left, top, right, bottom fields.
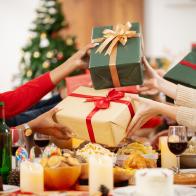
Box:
left=0, top=0, right=196, bottom=91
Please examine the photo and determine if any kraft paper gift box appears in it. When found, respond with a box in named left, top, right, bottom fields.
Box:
left=66, top=73, right=138, bottom=96
left=55, top=86, right=135, bottom=147
left=164, top=51, right=196, bottom=89
left=89, top=22, right=143, bottom=89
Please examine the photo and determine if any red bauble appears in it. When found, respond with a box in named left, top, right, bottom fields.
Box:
left=57, top=53, right=64, bottom=61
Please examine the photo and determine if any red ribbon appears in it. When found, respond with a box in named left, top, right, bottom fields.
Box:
left=70, top=89, right=135, bottom=143
left=180, top=60, right=196, bottom=70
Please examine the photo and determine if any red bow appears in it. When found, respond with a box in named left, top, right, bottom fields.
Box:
left=85, top=89, right=124, bottom=109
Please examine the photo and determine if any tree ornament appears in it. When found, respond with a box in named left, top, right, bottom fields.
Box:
left=57, top=52, right=64, bottom=61
left=66, top=38, right=74, bottom=46
left=43, top=17, right=51, bottom=24
left=33, top=51, right=40, bottom=58
left=52, top=58, right=58, bottom=64
left=40, top=32, right=47, bottom=39
left=46, top=1, right=56, bottom=7
left=40, top=33, right=49, bottom=48
left=26, top=70, right=32, bottom=78
left=49, top=18, right=55, bottom=24
left=46, top=51, right=54, bottom=58
left=42, top=61, right=50, bottom=69
left=48, top=8, right=57, bottom=14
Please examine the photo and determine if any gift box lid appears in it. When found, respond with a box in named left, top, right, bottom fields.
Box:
left=164, top=51, right=196, bottom=89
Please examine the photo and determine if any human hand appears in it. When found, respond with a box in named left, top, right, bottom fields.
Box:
left=28, top=108, right=72, bottom=140
left=126, top=94, right=163, bottom=137
left=66, top=43, right=97, bottom=70
left=137, top=57, right=163, bottom=95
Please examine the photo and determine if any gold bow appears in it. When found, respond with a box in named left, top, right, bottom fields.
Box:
left=94, top=21, right=139, bottom=56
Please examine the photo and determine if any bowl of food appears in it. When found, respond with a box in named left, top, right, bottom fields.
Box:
left=41, top=154, right=81, bottom=190
left=181, top=139, right=196, bottom=168
left=113, top=167, right=135, bottom=184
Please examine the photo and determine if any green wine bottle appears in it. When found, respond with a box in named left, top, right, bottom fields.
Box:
left=0, top=102, right=12, bottom=184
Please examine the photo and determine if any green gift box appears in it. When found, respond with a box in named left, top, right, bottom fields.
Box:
left=164, top=51, right=196, bottom=89
left=89, top=22, right=143, bottom=89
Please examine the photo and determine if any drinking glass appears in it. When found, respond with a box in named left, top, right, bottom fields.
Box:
left=33, top=133, right=50, bottom=152
left=167, top=126, right=187, bottom=173
left=11, top=128, right=25, bottom=168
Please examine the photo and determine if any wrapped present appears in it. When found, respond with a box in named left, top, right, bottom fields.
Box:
left=164, top=51, right=196, bottom=89
left=89, top=21, right=143, bottom=89
left=66, top=73, right=92, bottom=96
left=66, top=73, right=138, bottom=95
left=55, top=86, right=135, bottom=147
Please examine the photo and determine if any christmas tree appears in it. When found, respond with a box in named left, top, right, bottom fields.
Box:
left=19, top=0, right=81, bottom=84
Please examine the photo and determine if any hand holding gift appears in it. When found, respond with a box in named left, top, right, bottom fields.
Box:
left=27, top=108, right=73, bottom=140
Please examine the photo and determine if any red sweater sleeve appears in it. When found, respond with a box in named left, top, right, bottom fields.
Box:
left=0, top=72, right=55, bottom=119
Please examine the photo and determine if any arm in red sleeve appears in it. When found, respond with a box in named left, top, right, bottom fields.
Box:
left=0, top=72, right=55, bottom=119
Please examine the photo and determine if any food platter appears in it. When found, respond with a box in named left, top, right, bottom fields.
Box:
left=175, top=169, right=196, bottom=188
left=113, top=185, right=196, bottom=196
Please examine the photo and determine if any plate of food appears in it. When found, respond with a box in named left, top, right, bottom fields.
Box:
left=174, top=169, right=196, bottom=188
left=180, top=137, right=196, bottom=168
left=113, top=185, right=196, bottom=196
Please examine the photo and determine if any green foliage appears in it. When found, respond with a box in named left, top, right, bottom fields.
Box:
left=19, top=0, right=81, bottom=84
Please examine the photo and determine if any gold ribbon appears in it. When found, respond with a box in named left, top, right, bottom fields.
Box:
left=93, top=22, right=140, bottom=87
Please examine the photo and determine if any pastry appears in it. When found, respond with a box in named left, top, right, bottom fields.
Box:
left=117, top=142, right=156, bottom=155
left=122, top=152, right=157, bottom=169
left=113, top=167, right=134, bottom=182
left=174, top=173, right=196, bottom=185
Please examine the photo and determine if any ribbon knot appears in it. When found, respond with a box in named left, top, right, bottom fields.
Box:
left=86, top=89, right=124, bottom=109
left=95, top=21, right=139, bottom=56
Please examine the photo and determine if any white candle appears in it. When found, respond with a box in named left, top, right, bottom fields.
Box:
left=159, top=136, right=177, bottom=168
left=89, top=155, right=113, bottom=195
left=135, top=168, right=174, bottom=196
left=20, top=161, right=44, bottom=193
